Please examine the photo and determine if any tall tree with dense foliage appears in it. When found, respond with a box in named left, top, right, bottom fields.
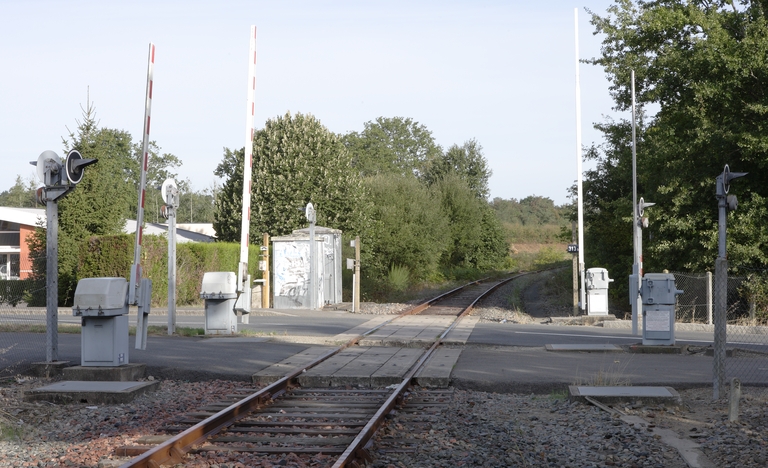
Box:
left=362, top=174, right=449, bottom=282
left=343, top=116, right=442, bottom=178
left=28, top=104, right=136, bottom=304
left=434, top=174, right=508, bottom=270
left=584, top=0, right=768, bottom=286
left=422, top=139, right=491, bottom=199
left=214, top=112, right=368, bottom=241
left=28, top=103, right=184, bottom=304
left=213, top=147, right=244, bottom=241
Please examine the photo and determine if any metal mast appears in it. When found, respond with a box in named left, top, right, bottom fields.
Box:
left=574, top=9, right=586, bottom=311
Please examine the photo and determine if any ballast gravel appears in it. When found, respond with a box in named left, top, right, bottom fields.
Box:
left=2, top=377, right=768, bottom=467
left=373, top=389, right=690, bottom=468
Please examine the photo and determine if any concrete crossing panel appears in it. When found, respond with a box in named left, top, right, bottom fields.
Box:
left=416, top=348, right=462, bottom=388
left=298, top=347, right=368, bottom=387
left=371, top=348, right=425, bottom=387
left=252, top=346, right=336, bottom=385
left=332, top=347, right=402, bottom=386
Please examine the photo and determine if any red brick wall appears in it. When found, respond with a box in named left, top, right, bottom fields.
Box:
left=19, top=224, right=35, bottom=279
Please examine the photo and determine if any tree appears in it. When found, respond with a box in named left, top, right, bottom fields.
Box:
left=176, top=181, right=216, bottom=224
left=58, top=106, right=135, bottom=238
left=213, top=148, right=244, bottom=241
left=343, top=116, right=442, bottom=178
left=27, top=103, right=137, bottom=304
left=129, top=142, right=183, bottom=224
left=584, top=0, right=768, bottom=296
left=362, top=173, right=449, bottom=282
left=434, top=174, right=509, bottom=270
left=214, top=112, right=369, bottom=241
left=491, top=195, right=569, bottom=226
left=0, top=175, right=38, bottom=208
left=422, top=139, right=491, bottom=199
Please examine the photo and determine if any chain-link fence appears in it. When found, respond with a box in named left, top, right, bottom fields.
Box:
left=0, top=254, right=47, bottom=378
left=678, top=266, right=768, bottom=397
left=672, top=272, right=752, bottom=324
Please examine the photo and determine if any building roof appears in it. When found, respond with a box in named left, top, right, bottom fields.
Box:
left=0, top=207, right=45, bottom=227
left=124, top=220, right=214, bottom=243
left=0, top=207, right=214, bottom=243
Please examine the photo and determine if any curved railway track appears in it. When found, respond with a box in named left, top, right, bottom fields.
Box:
left=118, top=271, right=532, bottom=468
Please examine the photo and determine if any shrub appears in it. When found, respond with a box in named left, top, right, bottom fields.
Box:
left=388, top=265, right=410, bottom=291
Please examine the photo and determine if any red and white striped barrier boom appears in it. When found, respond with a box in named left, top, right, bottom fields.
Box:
left=238, top=27, right=257, bottom=294
left=130, top=43, right=154, bottom=304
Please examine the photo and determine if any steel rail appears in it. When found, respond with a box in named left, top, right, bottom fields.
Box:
left=331, top=271, right=531, bottom=467
left=120, top=344, right=357, bottom=467
left=120, top=271, right=530, bottom=467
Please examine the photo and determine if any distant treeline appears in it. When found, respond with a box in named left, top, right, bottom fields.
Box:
left=490, top=196, right=570, bottom=244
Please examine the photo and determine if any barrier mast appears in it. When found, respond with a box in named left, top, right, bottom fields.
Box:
left=237, top=27, right=257, bottom=307
left=128, top=42, right=155, bottom=349
left=574, top=9, right=586, bottom=311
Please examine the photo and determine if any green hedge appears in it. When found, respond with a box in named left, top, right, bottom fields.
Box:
left=77, top=234, right=262, bottom=306
left=0, top=279, right=35, bottom=306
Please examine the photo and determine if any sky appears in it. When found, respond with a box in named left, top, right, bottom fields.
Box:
left=1, top=0, right=621, bottom=206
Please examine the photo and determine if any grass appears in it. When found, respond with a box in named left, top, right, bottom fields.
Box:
left=549, top=389, right=569, bottom=400
left=0, top=323, right=81, bottom=334
left=502, top=269, right=567, bottom=313
left=503, top=274, right=536, bottom=312
left=0, top=411, right=24, bottom=441
left=540, top=267, right=578, bottom=309
left=572, top=356, right=634, bottom=387
left=387, top=265, right=411, bottom=292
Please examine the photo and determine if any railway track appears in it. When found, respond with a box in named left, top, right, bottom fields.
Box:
left=118, top=272, right=531, bottom=467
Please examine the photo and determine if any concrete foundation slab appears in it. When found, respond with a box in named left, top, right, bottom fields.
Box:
left=569, top=385, right=681, bottom=405
left=24, top=380, right=160, bottom=404
left=62, top=363, right=146, bottom=382
left=205, top=337, right=269, bottom=343
left=546, top=344, right=623, bottom=352
left=629, top=344, right=687, bottom=354
left=550, top=315, right=616, bottom=325
left=29, top=361, right=70, bottom=378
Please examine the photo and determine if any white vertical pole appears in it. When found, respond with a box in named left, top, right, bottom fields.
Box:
left=574, top=9, right=586, bottom=312
left=354, top=235, right=361, bottom=314
left=130, top=43, right=155, bottom=306
left=238, top=26, right=257, bottom=294
left=631, top=70, right=641, bottom=335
